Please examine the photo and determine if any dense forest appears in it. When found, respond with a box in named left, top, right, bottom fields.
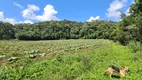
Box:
left=0, top=20, right=116, bottom=40
left=0, top=0, right=142, bottom=44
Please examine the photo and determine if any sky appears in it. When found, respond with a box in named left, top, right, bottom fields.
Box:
left=0, top=0, right=134, bottom=24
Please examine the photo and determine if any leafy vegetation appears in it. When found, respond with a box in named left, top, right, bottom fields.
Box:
left=0, top=20, right=117, bottom=40
left=116, top=0, right=142, bottom=44
left=0, top=40, right=142, bottom=80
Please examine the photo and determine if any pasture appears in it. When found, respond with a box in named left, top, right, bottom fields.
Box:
left=0, top=39, right=142, bottom=80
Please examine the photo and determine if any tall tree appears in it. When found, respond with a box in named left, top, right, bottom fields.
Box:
left=116, top=0, right=142, bottom=44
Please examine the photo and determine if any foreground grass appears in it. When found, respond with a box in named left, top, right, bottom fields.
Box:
left=0, top=40, right=142, bottom=80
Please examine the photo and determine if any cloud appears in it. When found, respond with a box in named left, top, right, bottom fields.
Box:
left=22, top=4, right=40, bottom=19
left=122, top=0, right=127, bottom=3
left=125, top=0, right=134, bottom=16
left=23, top=20, right=33, bottom=24
left=0, top=12, right=4, bottom=21
left=22, top=4, right=59, bottom=21
left=87, top=16, right=100, bottom=22
left=13, top=2, right=24, bottom=9
left=5, top=18, right=17, bottom=24
left=0, top=11, right=33, bottom=24
left=0, top=11, right=16, bottom=24
left=125, top=8, right=130, bottom=16
left=18, top=20, right=33, bottom=24
left=106, top=0, right=128, bottom=18
left=28, top=4, right=40, bottom=11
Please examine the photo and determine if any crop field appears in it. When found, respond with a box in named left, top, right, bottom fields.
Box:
left=0, top=39, right=105, bottom=65
left=0, top=39, right=142, bottom=80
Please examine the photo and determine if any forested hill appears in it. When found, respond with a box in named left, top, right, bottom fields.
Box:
left=0, top=20, right=116, bottom=40
left=0, top=0, right=142, bottom=45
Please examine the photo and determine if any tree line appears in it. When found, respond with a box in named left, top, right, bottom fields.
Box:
left=0, top=20, right=116, bottom=40
left=0, top=0, right=142, bottom=45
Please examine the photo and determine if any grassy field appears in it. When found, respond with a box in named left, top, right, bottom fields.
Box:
left=0, top=39, right=142, bottom=80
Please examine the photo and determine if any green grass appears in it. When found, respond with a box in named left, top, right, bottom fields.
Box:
left=0, top=39, right=142, bottom=80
